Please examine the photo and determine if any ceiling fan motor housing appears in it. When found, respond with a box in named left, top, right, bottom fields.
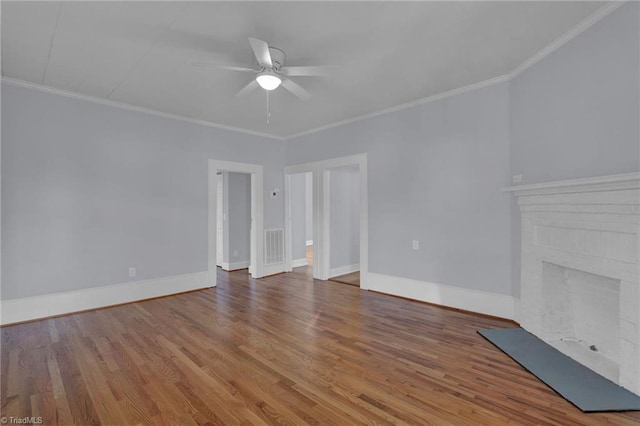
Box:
left=266, top=47, right=286, bottom=71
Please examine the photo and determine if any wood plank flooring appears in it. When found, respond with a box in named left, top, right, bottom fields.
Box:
left=329, top=271, right=360, bottom=287
left=2, top=266, right=640, bottom=425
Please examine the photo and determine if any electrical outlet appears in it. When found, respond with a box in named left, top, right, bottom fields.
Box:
left=412, top=240, right=420, bottom=250
left=512, top=174, right=523, bottom=183
left=128, top=267, right=136, bottom=278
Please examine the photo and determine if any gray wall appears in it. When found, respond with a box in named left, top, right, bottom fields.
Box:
left=329, top=165, right=360, bottom=270
left=1, top=83, right=285, bottom=299
left=509, top=3, right=640, bottom=296
left=3, top=3, right=637, bottom=304
left=287, top=82, right=512, bottom=295
left=226, top=172, right=251, bottom=266
left=286, top=3, right=638, bottom=299
left=510, top=2, right=639, bottom=185
left=290, top=172, right=307, bottom=262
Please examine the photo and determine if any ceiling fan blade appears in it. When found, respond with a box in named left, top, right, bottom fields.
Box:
left=282, top=65, right=335, bottom=76
left=248, top=37, right=272, bottom=68
left=192, top=62, right=255, bottom=72
left=281, top=77, right=311, bottom=100
left=236, top=80, right=259, bottom=97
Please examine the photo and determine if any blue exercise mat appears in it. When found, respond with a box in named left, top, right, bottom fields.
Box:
left=478, top=327, right=640, bottom=412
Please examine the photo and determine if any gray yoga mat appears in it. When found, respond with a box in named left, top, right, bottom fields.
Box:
left=478, top=327, right=640, bottom=412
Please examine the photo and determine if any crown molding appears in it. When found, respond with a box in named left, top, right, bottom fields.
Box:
left=1, top=2, right=626, bottom=142
left=287, top=1, right=625, bottom=141
left=0, top=77, right=286, bottom=141
left=286, top=74, right=511, bottom=140
left=509, top=1, right=625, bottom=79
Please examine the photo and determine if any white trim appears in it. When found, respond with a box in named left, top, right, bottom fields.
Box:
left=286, top=75, right=510, bottom=140
left=262, top=263, right=286, bottom=277
left=0, top=271, right=209, bottom=326
left=513, top=297, right=522, bottom=324
left=367, top=272, right=515, bottom=321
left=285, top=154, right=369, bottom=287
left=291, top=258, right=309, bottom=268
left=501, top=172, right=640, bottom=194
left=319, top=154, right=369, bottom=288
left=216, top=173, right=224, bottom=267
left=286, top=2, right=622, bottom=140
left=321, top=167, right=331, bottom=281
left=223, top=172, right=230, bottom=268
left=221, top=261, right=250, bottom=271
left=284, top=163, right=321, bottom=279
left=1, top=2, right=620, bottom=143
left=329, top=264, right=359, bottom=279
left=509, top=2, right=624, bottom=78
left=1, top=77, right=284, bottom=141
left=306, top=240, right=314, bottom=246
left=209, top=160, right=264, bottom=286
left=285, top=161, right=319, bottom=175
left=284, top=173, right=293, bottom=272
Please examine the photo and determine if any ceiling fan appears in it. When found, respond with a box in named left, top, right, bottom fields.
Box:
left=193, top=38, right=333, bottom=100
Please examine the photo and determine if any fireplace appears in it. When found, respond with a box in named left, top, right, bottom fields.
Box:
left=506, top=173, right=640, bottom=396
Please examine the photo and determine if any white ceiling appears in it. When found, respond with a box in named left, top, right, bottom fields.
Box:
left=2, top=1, right=607, bottom=139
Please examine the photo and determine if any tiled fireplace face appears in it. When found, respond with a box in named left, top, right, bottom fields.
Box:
left=510, top=174, right=640, bottom=396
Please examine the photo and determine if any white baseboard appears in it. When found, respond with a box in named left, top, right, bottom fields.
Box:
left=262, top=263, right=286, bottom=277
left=0, top=271, right=209, bottom=326
left=221, top=261, right=250, bottom=271
left=306, top=240, right=314, bottom=246
left=367, top=272, right=515, bottom=320
left=329, top=263, right=359, bottom=279
left=291, top=258, right=309, bottom=268
left=513, top=297, right=521, bottom=323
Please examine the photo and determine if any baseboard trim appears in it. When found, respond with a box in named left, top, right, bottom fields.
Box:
left=262, top=263, right=286, bottom=277
left=367, top=272, right=515, bottom=320
left=513, top=297, right=522, bottom=323
left=221, top=261, right=250, bottom=271
left=329, top=264, right=360, bottom=279
left=291, top=258, right=309, bottom=268
left=0, top=271, right=209, bottom=326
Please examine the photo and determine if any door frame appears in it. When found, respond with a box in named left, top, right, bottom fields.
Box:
left=284, top=153, right=368, bottom=289
left=208, top=159, right=264, bottom=286
left=285, top=163, right=320, bottom=279
left=216, top=172, right=224, bottom=267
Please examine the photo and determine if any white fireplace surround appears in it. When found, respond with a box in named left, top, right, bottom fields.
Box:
left=505, top=172, right=640, bottom=396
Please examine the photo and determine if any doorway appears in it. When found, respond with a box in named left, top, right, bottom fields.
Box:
left=208, top=160, right=264, bottom=287
left=284, top=154, right=368, bottom=288
left=216, top=171, right=252, bottom=272
left=287, top=172, right=314, bottom=270
left=327, top=165, right=360, bottom=287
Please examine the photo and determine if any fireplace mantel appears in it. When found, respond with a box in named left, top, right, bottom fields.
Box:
left=502, top=172, right=640, bottom=195
left=508, top=172, right=640, bottom=396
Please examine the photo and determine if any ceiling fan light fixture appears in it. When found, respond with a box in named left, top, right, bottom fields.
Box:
left=256, top=72, right=281, bottom=91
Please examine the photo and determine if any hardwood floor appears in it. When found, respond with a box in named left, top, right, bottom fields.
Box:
left=329, top=271, right=360, bottom=287
left=2, top=266, right=639, bottom=425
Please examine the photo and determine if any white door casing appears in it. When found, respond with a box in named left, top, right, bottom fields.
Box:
left=208, top=159, right=264, bottom=286
left=284, top=153, right=368, bottom=288
left=216, top=173, right=224, bottom=267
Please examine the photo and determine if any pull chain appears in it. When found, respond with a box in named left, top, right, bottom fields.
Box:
left=266, top=90, right=271, bottom=124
